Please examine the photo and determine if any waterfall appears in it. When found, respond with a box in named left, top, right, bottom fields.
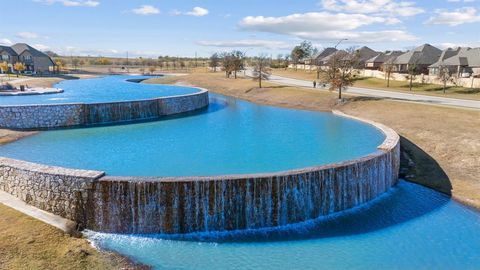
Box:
left=85, top=145, right=399, bottom=234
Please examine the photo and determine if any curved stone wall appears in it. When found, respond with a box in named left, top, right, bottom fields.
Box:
left=0, top=89, right=209, bottom=130
left=0, top=111, right=400, bottom=234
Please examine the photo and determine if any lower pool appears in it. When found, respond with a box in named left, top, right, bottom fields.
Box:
left=85, top=181, right=480, bottom=270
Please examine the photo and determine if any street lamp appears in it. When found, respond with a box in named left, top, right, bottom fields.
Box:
left=334, top=38, right=348, bottom=49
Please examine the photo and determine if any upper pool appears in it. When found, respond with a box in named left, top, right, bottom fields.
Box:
left=0, top=77, right=384, bottom=177
left=0, top=75, right=199, bottom=105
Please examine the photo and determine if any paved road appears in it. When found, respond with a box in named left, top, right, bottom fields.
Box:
left=259, top=72, right=480, bottom=110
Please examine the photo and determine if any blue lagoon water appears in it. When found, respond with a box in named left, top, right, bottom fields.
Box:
left=0, top=75, right=198, bottom=105
left=86, top=181, right=480, bottom=270
left=1, top=76, right=479, bottom=269
left=0, top=90, right=384, bottom=177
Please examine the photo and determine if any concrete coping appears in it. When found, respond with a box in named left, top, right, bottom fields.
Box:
left=0, top=190, right=78, bottom=234
left=0, top=157, right=105, bottom=179
left=332, top=110, right=400, bottom=151
left=0, top=110, right=399, bottom=183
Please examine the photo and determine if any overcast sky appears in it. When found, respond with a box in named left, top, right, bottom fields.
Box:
left=1, top=0, right=479, bottom=57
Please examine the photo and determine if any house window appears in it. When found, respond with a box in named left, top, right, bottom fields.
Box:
left=23, top=55, right=32, bottom=61
left=1, top=54, right=9, bottom=61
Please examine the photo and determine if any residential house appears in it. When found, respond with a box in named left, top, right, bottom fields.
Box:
left=317, top=50, right=347, bottom=69
left=0, top=45, right=19, bottom=73
left=429, top=48, right=480, bottom=77
left=312, top=47, right=337, bottom=66
left=428, top=47, right=467, bottom=76
left=0, top=43, right=55, bottom=74
left=365, top=51, right=403, bottom=70
left=393, top=44, right=442, bottom=74
left=353, top=46, right=379, bottom=68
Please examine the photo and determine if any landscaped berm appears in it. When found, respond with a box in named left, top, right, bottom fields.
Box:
left=2, top=1, right=480, bottom=269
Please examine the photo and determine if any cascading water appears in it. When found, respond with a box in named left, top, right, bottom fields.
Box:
left=85, top=146, right=399, bottom=234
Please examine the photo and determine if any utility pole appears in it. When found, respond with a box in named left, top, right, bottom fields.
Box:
left=195, top=51, right=198, bottom=68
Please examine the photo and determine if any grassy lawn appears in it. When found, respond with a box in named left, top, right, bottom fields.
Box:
left=271, top=68, right=480, bottom=101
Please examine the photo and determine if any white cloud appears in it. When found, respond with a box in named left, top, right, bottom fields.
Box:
left=238, top=12, right=417, bottom=43
left=240, top=12, right=386, bottom=33
left=16, top=32, right=39, bottom=39
left=34, top=0, right=100, bottom=7
left=197, top=39, right=291, bottom=49
left=172, top=7, right=209, bottom=17
left=32, top=44, right=50, bottom=51
left=186, top=7, right=209, bottom=17
left=0, top=39, right=13, bottom=46
left=426, top=7, right=480, bottom=26
left=132, top=5, right=160, bottom=15
left=320, top=0, right=424, bottom=17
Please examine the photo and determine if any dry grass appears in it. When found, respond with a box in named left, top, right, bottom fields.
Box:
left=0, top=204, right=147, bottom=270
left=339, top=99, right=480, bottom=208
left=145, top=72, right=338, bottom=111
left=272, top=68, right=320, bottom=81
left=0, top=129, right=36, bottom=145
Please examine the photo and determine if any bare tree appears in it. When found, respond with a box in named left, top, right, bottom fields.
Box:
left=437, top=64, right=455, bottom=94
left=383, top=61, right=395, bottom=88
left=220, top=52, right=234, bottom=78
left=252, top=55, right=271, bottom=88
left=230, top=50, right=245, bottom=79
left=149, top=66, right=156, bottom=75
left=320, top=48, right=359, bottom=100
left=219, top=51, right=244, bottom=78
left=406, top=63, right=417, bottom=91
left=209, top=53, right=220, bottom=72
left=71, top=58, right=80, bottom=71
left=283, top=55, right=290, bottom=70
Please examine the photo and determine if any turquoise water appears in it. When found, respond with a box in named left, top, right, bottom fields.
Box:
left=0, top=75, right=198, bottom=105
left=85, top=181, right=480, bottom=270
left=0, top=90, right=384, bottom=177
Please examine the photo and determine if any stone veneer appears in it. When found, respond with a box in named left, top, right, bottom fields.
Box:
left=0, top=89, right=209, bottom=130
left=0, top=111, right=400, bottom=234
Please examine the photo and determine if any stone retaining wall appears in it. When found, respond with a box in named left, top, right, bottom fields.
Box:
left=0, top=112, right=400, bottom=234
left=0, top=89, right=209, bottom=129
left=0, top=157, right=104, bottom=223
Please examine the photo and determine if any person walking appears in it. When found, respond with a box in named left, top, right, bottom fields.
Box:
left=313, top=80, right=317, bottom=88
